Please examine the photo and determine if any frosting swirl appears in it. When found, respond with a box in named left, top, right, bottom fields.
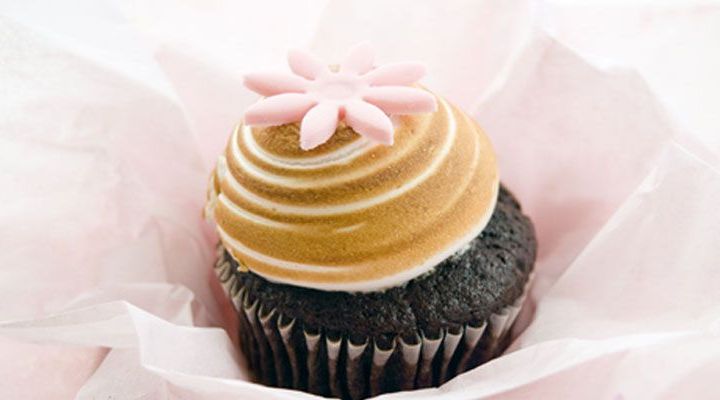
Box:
left=206, top=94, right=499, bottom=292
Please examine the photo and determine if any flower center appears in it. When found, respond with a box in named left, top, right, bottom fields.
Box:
left=312, top=74, right=363, bottom=100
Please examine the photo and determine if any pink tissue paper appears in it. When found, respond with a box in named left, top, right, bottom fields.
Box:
left=1, top=1, right=719, bottom=399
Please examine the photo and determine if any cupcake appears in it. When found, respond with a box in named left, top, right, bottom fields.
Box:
left=206, top=43, right=536, bottom=399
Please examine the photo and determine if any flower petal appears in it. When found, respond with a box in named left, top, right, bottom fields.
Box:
left=244, top=72, right=308, bottom=96
left=244, top=93, right=317, bottom=126
left=288, top=49, right=327, bottom=80
left=299, top=103, right=340, bottom=150
left=344, top=100, right=394, bottom=145
left=363, top=62, right=427, bottom=86
left=341, top=42, right=374, bottom=75
left=363, top=86, right=437, bottom=114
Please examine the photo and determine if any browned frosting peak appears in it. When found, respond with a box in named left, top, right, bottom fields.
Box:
left=206, top=95, right=499, bottom=292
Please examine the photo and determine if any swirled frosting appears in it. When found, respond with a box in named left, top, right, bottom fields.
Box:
left=205, top=94, right=499, bottom=292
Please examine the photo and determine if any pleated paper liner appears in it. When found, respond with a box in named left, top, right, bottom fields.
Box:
left=214, top=252, right=532, bottom=400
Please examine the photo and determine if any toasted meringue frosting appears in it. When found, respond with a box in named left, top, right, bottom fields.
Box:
left=205, top=95, right=499, bottom=292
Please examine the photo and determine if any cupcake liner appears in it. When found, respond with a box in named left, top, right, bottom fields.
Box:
left=214, top=256, right=533, bottom=400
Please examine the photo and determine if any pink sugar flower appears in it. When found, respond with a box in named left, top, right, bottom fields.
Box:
left=243, top=43, right=438, bottom=150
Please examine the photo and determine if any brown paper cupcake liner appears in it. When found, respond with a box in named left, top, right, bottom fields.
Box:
left=214, top=254, right=532, bottom=400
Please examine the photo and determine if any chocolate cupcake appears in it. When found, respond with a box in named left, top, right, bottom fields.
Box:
left=205, top=43, right=536, bottom=399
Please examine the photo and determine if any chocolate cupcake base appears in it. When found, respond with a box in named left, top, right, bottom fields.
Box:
left=214, top=185, right=536, bottom=399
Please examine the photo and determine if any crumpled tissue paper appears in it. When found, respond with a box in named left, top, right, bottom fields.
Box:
left=1, top=1, right=718, bottom=399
